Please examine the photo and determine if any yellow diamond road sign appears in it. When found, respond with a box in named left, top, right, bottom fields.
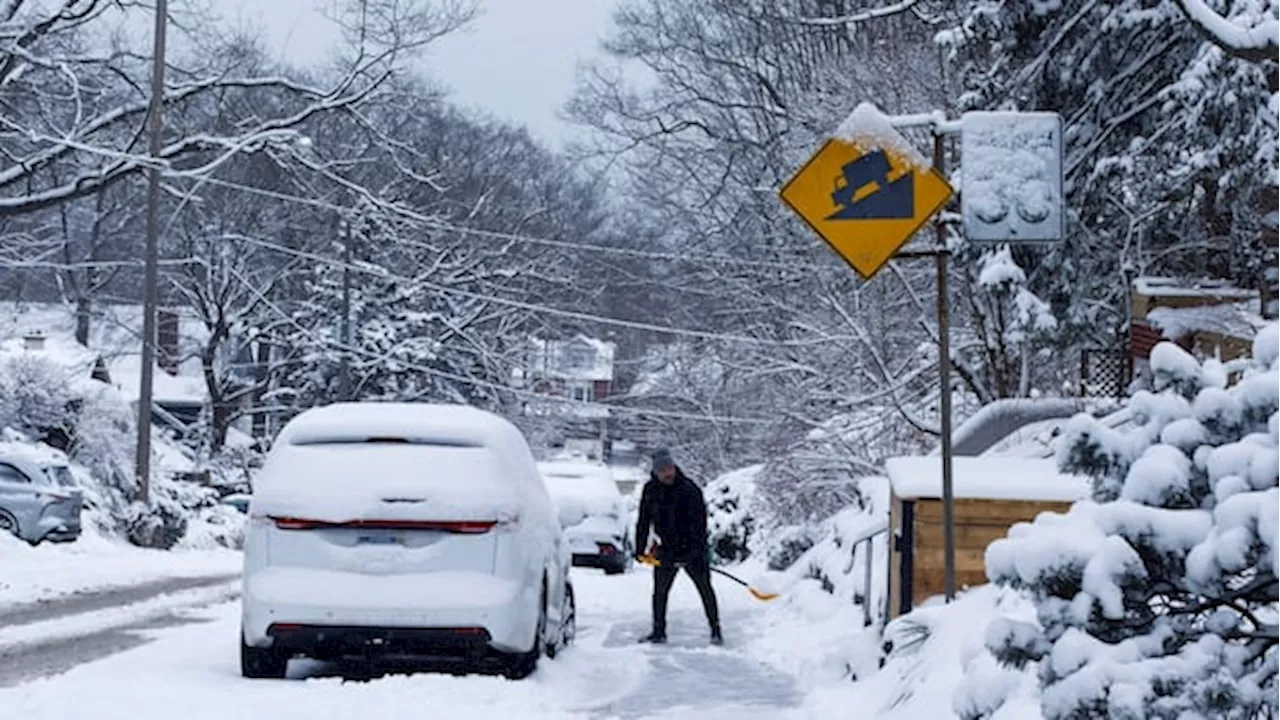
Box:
left=780, top=131, right=954, bottom=279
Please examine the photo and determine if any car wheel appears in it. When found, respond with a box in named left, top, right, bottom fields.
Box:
left=546, top=582, right=576, bottom=659
left=0, top=511, right=20, bottom=539
left=241, top=633, right=288, bottom=679
left=560, top=584, right=576, bottom=649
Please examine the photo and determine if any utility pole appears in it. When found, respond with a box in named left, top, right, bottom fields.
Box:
left=933, top=131, right=956, bottom=602
left=339, top=217, right=352, bottom=401
left=134, top=0, right=168, bottom=505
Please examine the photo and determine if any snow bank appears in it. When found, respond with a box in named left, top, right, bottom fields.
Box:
left=782, top=585, right=1043, bottom=720
left=750, top=477, right=892, bottom=663
left=0, top=528, right=239, bottom=606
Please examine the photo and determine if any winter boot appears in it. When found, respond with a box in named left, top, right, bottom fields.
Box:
left=710, top=626, right=724, bottom=646
left=639, top=630, right=667, bottom=644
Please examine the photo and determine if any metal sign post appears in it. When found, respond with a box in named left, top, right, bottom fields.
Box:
left=780, top=104, right=1064, bottom=607
left=779, top=104, right=959, bottom=602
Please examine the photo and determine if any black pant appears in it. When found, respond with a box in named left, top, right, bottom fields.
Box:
left=652, top=554, right=720, bottom=634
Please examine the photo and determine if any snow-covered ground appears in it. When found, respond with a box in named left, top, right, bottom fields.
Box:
left=1, top=562, right=803, bottom=719
left=0, top=530, right=240, bottom=607
left=0, top=542, right=1026, bottom=720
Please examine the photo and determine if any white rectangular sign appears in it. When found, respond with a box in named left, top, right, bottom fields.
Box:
left=961, top=111, right=1064, bottom=242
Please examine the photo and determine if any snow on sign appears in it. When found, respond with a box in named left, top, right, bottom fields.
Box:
left=780, top=103, right=954, bottom=280
left=960, top=111, right=1064, bottom=242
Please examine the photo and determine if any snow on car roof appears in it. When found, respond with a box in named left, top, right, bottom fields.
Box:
left=537, top=461, right=618, bottom=494
left=886, top=456, right=1089, bottom=502
left=278, top=402, right=518, bottom=448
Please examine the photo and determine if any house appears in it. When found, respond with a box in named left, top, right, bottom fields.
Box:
left=0, top=301, right=210, bottom=429
left=1130, top=276, right=1269, bottom=379
left=516, top=335, right=616, bottom=420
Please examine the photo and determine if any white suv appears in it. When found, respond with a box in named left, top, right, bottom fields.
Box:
left=240, top=403, right=575, bottom=679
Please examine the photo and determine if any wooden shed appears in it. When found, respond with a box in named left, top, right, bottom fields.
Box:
left=884, top=456, right=1089, bottom=618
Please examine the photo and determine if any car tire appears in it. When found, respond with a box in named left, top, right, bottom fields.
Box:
left=546, top=583, right=575, bottom=660
left=241, top=634, right=288, bottom=679
left=0, top=511, right=20, bottom=540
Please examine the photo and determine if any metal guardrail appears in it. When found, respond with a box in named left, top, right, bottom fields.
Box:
left=844, top=517, right=890, bottom=628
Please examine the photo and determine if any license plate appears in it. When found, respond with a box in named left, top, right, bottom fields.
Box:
left=356, top=532, right=401, bottom=546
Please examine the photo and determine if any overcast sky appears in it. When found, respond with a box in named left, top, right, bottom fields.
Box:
left=213, top=0, right=620, bottom=147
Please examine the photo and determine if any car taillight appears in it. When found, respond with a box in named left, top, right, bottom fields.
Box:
left=37, top=491, right=71, bottom=502
left=268, top=517, right=498, bottom=533
left=597, top=542, right=618, bottom=555
left=271, top=517, right=321, bottom=530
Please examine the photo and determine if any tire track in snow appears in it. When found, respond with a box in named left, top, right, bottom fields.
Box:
left=0, top=579, right=240, bottom=687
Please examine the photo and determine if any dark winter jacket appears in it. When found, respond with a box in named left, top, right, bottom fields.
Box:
left=634, top=468, right=708, bottom=562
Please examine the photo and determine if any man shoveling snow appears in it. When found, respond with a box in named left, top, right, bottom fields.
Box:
left=633, top=448, right=723, bottom=646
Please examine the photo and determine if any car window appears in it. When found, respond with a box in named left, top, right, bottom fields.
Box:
left=0, top=463, right=30, bottom=484
left=43, top=466, right=76, bottom=488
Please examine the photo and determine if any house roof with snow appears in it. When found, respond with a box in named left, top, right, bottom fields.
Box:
left=1146, top=302, right=1267, bottom=344
left=524, top=335, right=615, bottom=382
left=885, top=455, right=1090, bottom=502
left=0, top=302, right=208, bottom=404
left=1133, top=276, right=1256, bottom=301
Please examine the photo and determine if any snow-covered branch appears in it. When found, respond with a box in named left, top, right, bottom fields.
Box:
left=790, top=0, right=921, bottom=27
left=1170, top=0, right=1279, bottom=63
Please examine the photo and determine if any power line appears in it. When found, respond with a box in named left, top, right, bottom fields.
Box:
left=224, top=263, right=777, bottom=426
left=236, top=235, right=853, bottom=349
left=192, top=174, right=825, bottom=271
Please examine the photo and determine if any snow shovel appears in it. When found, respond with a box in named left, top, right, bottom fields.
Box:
left=637, top=554, right=779, bottom=602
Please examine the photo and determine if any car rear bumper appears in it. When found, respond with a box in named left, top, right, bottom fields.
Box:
left=572, top=552, right=628, bottom=571
left=266, top=623, right=494, bottom=663
left=242, top=568, right=532, bottom=653
left=36, top=515, right=81, bottom=542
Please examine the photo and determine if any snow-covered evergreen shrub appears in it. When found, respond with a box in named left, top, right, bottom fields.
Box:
left=124, top=495, right=190, bottom=550
left=966, top=327, right=1279, bottom=720
left=706, top=465, right=760, bottom=563
left=767, top=524, right=820, bottom=571
left=0, top=353, right=76, bottom=441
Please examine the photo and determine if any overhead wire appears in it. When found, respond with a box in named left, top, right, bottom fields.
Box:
left=224, top=263, right=778, bottom=426
left=191, top=174, right=827, bottom=271
left=235, top=234, right=854, bottom=349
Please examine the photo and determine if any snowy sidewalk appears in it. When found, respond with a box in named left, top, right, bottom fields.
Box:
left=586, top=609, right=800, bottom=719
left=0, top=531, right=241, bottom=607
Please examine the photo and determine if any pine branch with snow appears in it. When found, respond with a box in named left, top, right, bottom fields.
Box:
left=966, top=325, right=1280, bottom=719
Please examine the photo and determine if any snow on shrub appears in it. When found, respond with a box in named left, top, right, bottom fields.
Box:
left=964, top=328, right=1280, bottom=720
left=706, top=465, right=761, bottom=563
left=756, top=477, right=891, bottom=619
left=766, top=524, right=821, bottom=571
left=0, top=353, right=77, bottom=442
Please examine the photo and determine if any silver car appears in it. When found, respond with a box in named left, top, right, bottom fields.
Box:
left=0, top=454, right=83, bottom=545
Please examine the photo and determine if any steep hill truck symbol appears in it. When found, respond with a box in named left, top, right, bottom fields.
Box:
left=825, top=149, right=914, bottom=221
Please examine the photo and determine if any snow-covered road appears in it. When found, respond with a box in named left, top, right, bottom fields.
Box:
left=0, top=565, right=808, bottom=720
